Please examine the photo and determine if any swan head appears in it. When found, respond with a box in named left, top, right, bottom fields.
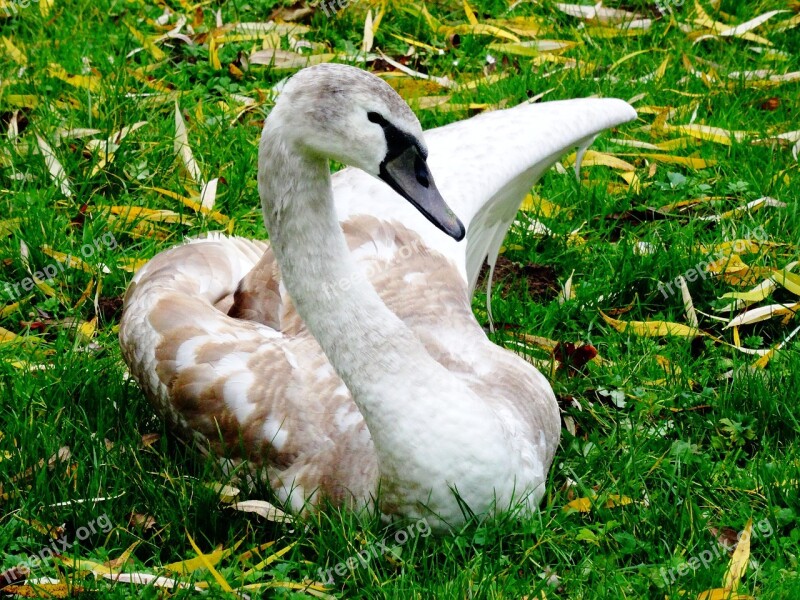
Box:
left=267, top=63, right=465, bottom=241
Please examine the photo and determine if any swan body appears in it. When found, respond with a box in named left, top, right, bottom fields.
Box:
left=120, top=64, right=636, bottom=530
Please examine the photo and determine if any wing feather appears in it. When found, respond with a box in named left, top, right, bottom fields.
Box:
left=334, top=98, right=637, bottom=292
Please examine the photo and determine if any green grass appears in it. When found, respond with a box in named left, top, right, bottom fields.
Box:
left=1, top=0, right=799, bottom=598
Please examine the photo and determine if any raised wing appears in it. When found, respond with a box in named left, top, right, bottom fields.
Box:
left=333, top=98, right=637, bottom=295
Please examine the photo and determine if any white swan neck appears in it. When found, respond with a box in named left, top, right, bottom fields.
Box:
left=258, top=119, right=524, bottom=527
left=258, top=130, right=439, bottom=398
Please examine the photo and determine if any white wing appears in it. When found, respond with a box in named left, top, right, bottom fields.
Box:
left=333, top=98, right=637, bottom=294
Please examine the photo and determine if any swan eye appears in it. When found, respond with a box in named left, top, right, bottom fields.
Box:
left=414, top=155, right=430, bottom=188
left=367, top=111, right=387, bottom=125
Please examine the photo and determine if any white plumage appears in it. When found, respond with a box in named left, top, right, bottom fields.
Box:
left=120, top=64, right=636, bottom=530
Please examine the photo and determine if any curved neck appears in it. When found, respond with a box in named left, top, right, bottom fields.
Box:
left=257, top=119, right=522, bottom=525
left=258, top=124, right=446, bottom=412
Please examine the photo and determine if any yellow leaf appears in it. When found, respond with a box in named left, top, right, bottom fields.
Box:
left=771, top=269, right=800, bottom=296
left=186, top=533, right=234, bottom=593
left=106, top=542, right=140, bottom=571
left=186, top=532, right=233, bottom=592
left=485, top=17, right=545, bottom=38
left=605, top=494, right=634, bottom=508
left=445, top=23, right=520, bottom=43
left=14, top=516, right=62, bottom=537
left=751, top=347, right=776, bottom=370
left=520, top=194, right=564, bottom=218
left=707, top=197, right=786, bottom=222
left=117, top=257, right=150, bottom=273
left=76, top=317, right=97, bottom=343
left=487, top=42, right=539, bottom=57
left=774, top=13, right=800, bottom=33
left=126, top=22, right=166, bottom=61
left=372, top=0, right=386, bottom=34
left=58, top=556, right=115, bottom=576
left=609, top=49, right=652, bottom=72
left=701, top=239, right=775, bottom=256
left=104, top=206, right=190, bottom=225
left=718, top=9, right=788, bottom=38
left=389, top=33, right=444, bottom=54
left=48, top=64, right=101, bottom=92
left=74, top=279, right=95, bottom=309
left=240, top=580, right=334, bottom=595
left=723, top=519, right=752, bottom=590
left=0, top=218, right=21, bottom=237
left=147, top=187, right=230, bottom=224
left=208, top=35, right=221, bottom=70
left=249, top=49, right=337, bottom=70
left=565, top=150, right=635, bottom=171
left=463, top=0, right=479, bottom=26
left=656, top=137, right=696, bottom=151
left=40, top=245, right=94, bottom=272
left=39, top=0, right=53, bottom=17
left=163, top=546, right=228, bottom=574
left=584, top=26, right=648, bottom=39
left=619, top=171, right=641, bottom=193
left=635, top=153, right=716, bottom=169
left=241, top=542, right=296, bottom=576
left=601, top=311, right=699, bottom=338
left=1, top=36, right=27, bottom=66
left=1, top=584, right=78, bottom=598
left=5, top=95, right=38, bottom=108
left=654, top=56, right=669, bottom=82
left=696, top=590, right=754, bottom=600
left=35, top=279, right=59, bottom=299
left=669, top=124, right=750, bottom=146
left=128, top=68, right=174, bottom=93
left=719, top=286, right=774, bottom=305
left=562, top=494, right=633, bottom=513
left=693, top=1, right=772, bottom=45
left=1, top=302, right=21, bottom=318
left=562, top=498, right=592, bottom=513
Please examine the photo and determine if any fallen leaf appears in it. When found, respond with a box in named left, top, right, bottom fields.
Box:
left=723, top=519, right=752, bottom=589
left=601, top=311, right=700, bottom=338
left=230, top=499, right=293, bottom=523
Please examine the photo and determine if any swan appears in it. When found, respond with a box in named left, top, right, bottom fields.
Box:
left=119, top=64, right=636, bottom=530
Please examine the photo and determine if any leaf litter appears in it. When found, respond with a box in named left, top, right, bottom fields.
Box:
left=1, top=0, right=799, bottom=596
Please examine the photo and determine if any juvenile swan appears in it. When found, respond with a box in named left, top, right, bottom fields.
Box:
left=120, top=64, right=636, bottom=530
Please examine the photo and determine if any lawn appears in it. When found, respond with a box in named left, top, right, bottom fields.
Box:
left=1, top=0, right=799, bottom=598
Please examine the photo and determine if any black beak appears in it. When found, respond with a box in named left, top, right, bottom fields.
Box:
left=378, top=145, right=465, bottom=242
